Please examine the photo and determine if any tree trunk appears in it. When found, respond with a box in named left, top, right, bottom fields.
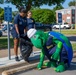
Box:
left=26, top=4, right=31, bottom=12
left=26, top=0, right=32, bottom=12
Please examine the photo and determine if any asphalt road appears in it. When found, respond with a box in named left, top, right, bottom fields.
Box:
left=13, top=58, right=76, bottom=75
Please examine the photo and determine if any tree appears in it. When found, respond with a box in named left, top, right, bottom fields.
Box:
left=32, top=9, right=56, bottom=24
left=0, top=7, right=4, bottom=19
left=68, top=0, right=76, bottom=6
left=2, top=0, right=65, bottom=11
left=53, top=4, right=64, bottom=11
left=0, top=0, right=4, bottom=3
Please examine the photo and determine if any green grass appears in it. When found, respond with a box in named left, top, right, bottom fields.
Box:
left=0, top=37, right=14, bottom=49
left=53, top=29, right=76, bottom=35
left=72, top=43, right=76, bottom=51
left=0, top=36, right=76, bottom=50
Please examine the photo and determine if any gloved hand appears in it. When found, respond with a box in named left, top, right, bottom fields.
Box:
left=17, top=34, right=20, bottom=38
left=21, top=33, right=27, bottom=37
left=52, top=42, right=62, bottom=61
left=52, top=50, right=60, bottom=61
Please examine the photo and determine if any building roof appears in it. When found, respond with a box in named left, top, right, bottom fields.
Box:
left=56, top=6, right=75, bottom=12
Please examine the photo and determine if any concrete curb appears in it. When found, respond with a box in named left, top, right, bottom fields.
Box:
left=2, top=62, right=39, bottom=75
left=0, top=61, right=27, bottom=73
left=1, top=51, right=76, bottom=75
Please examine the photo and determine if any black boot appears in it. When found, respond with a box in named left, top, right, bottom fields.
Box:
left=15, top=56, right=20, bottom=61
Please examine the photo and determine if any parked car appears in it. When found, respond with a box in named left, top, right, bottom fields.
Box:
left=2, top=24, right=13, bottom=32
left=0, top=30, right=2, bottom=37
left=35, top=22, right=52, bottom=31
left=52, top=23, right=71, bottom=29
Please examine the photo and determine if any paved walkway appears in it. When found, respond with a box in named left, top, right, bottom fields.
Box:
left=0, top=50, right=40, bottom=69
left=0, top=47, right=39, bottom=58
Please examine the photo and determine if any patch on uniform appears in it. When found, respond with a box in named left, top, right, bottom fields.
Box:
left=31, top=20, right=34, bottom=22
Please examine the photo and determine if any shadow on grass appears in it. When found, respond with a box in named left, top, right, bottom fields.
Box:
left=67, top=36, right=76, bottom=41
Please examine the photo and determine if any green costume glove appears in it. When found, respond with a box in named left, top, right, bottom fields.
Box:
left=52, top=41, right=62, bottom=60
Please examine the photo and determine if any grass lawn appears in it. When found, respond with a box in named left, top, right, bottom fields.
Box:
left=53, top=29, right=76, bottom=35
left=72, top=43, right=76, bottom=51
left=0, top=37, right=14, bottom=49
left=0, top=36, right=76, bottom=50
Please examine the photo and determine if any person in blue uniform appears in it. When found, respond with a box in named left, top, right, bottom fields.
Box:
left=11, top=7, right=27, bottom=61
left=27, top=11, right=35, bottom=29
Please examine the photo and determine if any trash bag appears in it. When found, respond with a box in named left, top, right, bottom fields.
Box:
left=20, top=35, right=33, bottom=61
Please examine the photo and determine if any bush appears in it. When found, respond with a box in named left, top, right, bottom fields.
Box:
left=32, top=9, right=56, bottom=24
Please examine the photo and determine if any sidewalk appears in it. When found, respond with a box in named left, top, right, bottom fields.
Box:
left=0, top=51, right=41, bottom=73
left=0, top=51, right=40, bottom=66
left=0, top=47, right=39, bottom=58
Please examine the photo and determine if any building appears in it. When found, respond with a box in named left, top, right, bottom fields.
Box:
left=56, top=6, right=75, bottom=24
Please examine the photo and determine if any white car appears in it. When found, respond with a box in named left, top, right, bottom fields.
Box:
left=52, top=23, right=71, bottom=29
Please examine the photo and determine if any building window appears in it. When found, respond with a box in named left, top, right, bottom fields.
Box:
left=72, top=16, right=75, bottom=23
left=66, top=19, right=70, bottom=23
left=67, top=10, right=70, bottom=14
left=72, top=9, right=75, bottom=14
left=64, top=11, right=66, bottom=14
left=72, top=16, right=75, bottom=19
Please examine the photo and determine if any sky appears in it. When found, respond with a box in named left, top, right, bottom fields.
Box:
left=0, top=0, right=73, bottom=11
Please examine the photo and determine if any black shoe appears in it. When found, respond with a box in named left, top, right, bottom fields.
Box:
left=15, top=56, right=20, bottom=61
left=20, top=56, right=23, bottom=59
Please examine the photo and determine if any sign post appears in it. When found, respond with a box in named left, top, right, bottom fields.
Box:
left=58, top=13, right=62, bottom=33
left=4, top=6, right=12, bottom=60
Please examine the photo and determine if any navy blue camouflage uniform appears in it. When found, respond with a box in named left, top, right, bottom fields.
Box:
left=11, top=14, right=27, bottom=38
left=27, top=18, right=35, bottom=30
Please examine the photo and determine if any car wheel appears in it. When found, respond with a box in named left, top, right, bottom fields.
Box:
left=53, top=27, right=56, bottom=29
left=63, top=26, right=66, bottom=29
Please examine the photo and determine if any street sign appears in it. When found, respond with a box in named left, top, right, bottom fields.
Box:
left=4, top=7, right=12, bottom=22
left=58, top=13, right=62, bottom=23
left=58, top=13, right=62, bottom=33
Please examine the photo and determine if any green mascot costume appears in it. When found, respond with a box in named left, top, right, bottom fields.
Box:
left=27, top=28, right=73, bottom=72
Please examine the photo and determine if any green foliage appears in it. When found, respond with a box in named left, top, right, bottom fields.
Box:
left=0, top=0, right=4, bottom=4
left=68, top=0, right=76, bottom=6
left=5, top=0, right=65, bottom=11
left=53, top=4, right=64, bottom=11
left=32, top=9, right=56, bottom=24
left=0, top=7, right=4, bottom=19
left=12, top=11, right=18, bottom=17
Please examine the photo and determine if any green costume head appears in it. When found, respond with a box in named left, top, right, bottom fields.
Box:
left=27, top=28, right=49, bottom=49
